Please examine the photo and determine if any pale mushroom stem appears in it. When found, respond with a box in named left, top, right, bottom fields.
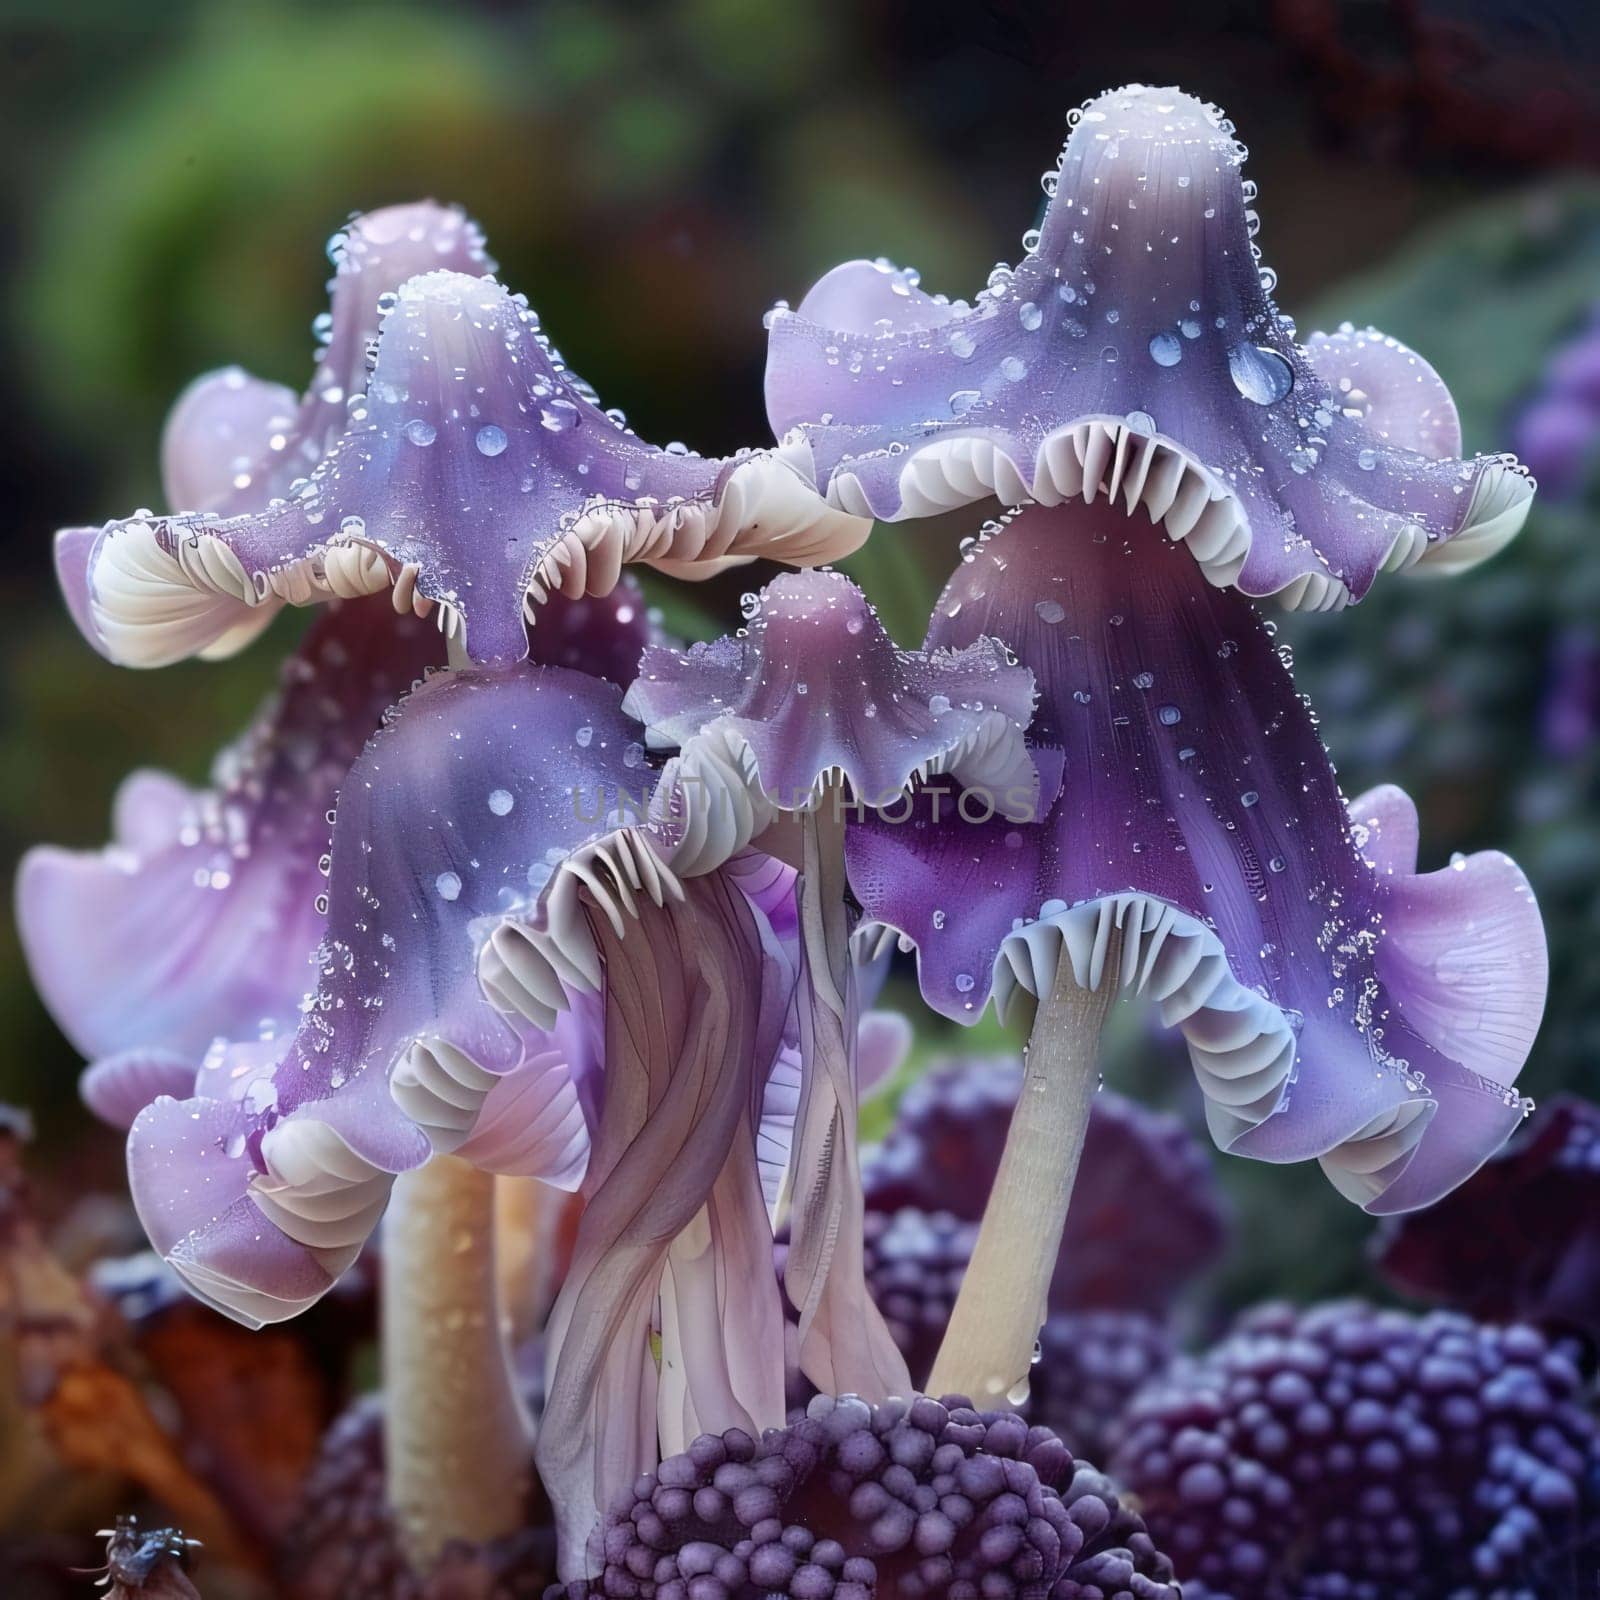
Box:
left=785, top=772, right=911, bottom=1399
left=927, top=928, right=1124, bottom=1405
left=383, top=1154, right=532, bottom=1569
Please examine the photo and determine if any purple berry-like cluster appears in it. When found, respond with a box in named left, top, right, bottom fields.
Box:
left=1028, top=1313, right=1177, bottom=1468
left=281, top=1397, right=554, bottom=1600
left=1111, top=1302, right=1600, bottom=1600
left=562, top=1394, right=1177, bottom=1600
left=847, top=1069, right=1226, bottom=1458
left=860, top=1208, right=975, bottom=1388
left=1375, top=1095, right=1600, bottom=1354
left=860, top=1064, right=1020, bottom=1221
left=862, top=1065, right=1228, bottom=1315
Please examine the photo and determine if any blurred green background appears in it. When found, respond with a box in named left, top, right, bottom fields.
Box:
left=3, top=0, right=1599, bottom=1306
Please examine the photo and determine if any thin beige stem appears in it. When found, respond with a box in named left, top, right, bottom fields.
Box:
left=383, top=1155, right=532, bottom=1570
left=926, top=928, right=1122, bottom=1405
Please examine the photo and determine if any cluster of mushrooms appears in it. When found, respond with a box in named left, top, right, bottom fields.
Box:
left=19, top=85, right=1549, bottom=1595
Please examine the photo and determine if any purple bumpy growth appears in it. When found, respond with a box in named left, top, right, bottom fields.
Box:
left=561, top=1394, right=1177, bottom=1600
left=1375, top=1094, right=1600, bottom=1353
left=1111, top=1302, right=1600, bottom=1600
left=853, top=1073, right=1214, bottom=1455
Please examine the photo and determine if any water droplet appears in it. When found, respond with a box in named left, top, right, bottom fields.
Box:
left=488, top=788, right=514, bottom=816
left=435, top=871, right=462, bottom=901
left=1358, top=448, right=1377, bottom=471
left=1035, top=599, right=1066, bottom=624
left=575, top=724, right=594, bottom=748
left=948, top=328, right=976, bottom=360
left=1148, top=331, right=1183, bottom=367
left=1000, top=355, right=1027, bottom=382
left=1018, top=301, right=1043, bottom=331
left=1240, top=790, right=1260, bottom=807
left=1179, top=317, right=1201, bottom=339
left=541, top=399, right=579, bottom=433
left=404, top=418, right=437, bottom=447
left=1158, top=704, right=1182, bottom=725
left=932, top=909, right=946, bottom=930
left=1132, top=670, right=1155, bottom=690
left=475, top=425, right=508, bottom=457
left=928, top=694, right=951, bottom=716
left=949, top=389, right=981, bottom=416
left=955, top=972, right=976, bottom=993
left=1228, top=343, right=1293, bottom=405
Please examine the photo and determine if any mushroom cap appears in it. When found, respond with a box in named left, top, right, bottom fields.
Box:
left=766, top=85, right=1534, bottom=612
left=848, top=502, right=1546, bottom=1214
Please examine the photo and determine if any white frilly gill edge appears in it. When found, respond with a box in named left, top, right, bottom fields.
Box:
left=781, top=413, right=1533, bottom=614
left=476, top=729, right=768, bottom=1034
left=529, top=440, right=869, bottom=606
left=858, top=887, right=1459, bottom=1218
left=212, top=1031, right=586, bottom=1324
left=81, top=444, right=870, bottom=669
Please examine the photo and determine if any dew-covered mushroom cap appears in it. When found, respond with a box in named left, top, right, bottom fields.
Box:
left=848, top=502, right=1547, bottom=1214
left=766, top=85, right=1533, bottom=611
left=75, top=267, right=865, bottom=670
left=123, top=664, right=641, bottom=1326
left=625, top=567, right=1038, bottom=812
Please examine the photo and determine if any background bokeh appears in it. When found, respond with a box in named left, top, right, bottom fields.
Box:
left=3, top=0, right=1600, bottom=1380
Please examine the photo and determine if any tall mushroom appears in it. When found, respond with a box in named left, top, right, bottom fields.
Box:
left=477, top=767, right=801, bottom=1574
left=847, top=503, right=1546, bottom=1402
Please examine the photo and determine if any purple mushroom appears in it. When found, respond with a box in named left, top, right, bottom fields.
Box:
left=53, top=201, right=495, bottom=667
left=477, top=754, right=811, bottom=1573
left=621, top=568, right=1037, bottom=1404
left=765, top=85, right=1533, bottom=609
left=65, top=213, right=865, bottom=670
left=753, top=83, right=1544, bottom=1411
left=845, top=502, right=1545, bottom=1404
left=18, top=597, right=441, bottom=1082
